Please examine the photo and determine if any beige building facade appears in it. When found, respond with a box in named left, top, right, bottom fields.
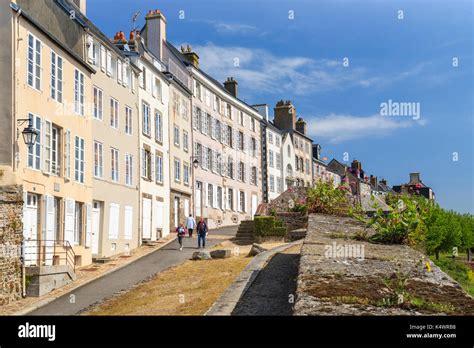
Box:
left=1, top=3, right=95, bottom=267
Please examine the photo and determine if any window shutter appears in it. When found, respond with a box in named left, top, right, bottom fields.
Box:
left=151, top=154, right=155, bottom=181
left=44, top=195, right=55, bottom=265
left=124, top=206, right=133, bottom=240
left=204, top=183, right=208, bottom=207
left=64, top=198, right=75, bottom=245
left=85, top=203, right=92, bottom=247
left=87, top=35, right=94, bottom=62
left=213, top=185, right=217, bottom=208
left=141, top=149, right=145, bottom=177
left=244, top=192, right=248, bottom=213
left=237, top=191, right=241, bottom=212
left=232, top=129, right=237, bottom=149
left=108, top=203, right=119, bottom=239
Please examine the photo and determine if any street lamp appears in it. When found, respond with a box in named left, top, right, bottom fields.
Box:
left=18, top=118, right=39, bottom=148
left=191, top=156, right=199, bottom=168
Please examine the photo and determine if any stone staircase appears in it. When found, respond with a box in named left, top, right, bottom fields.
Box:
left=234, top=220, right=256, bottom=245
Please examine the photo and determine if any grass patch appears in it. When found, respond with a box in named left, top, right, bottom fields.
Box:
left=83, top=255, right=252, bottom=316
left=430, top=253, right=474, bottom=297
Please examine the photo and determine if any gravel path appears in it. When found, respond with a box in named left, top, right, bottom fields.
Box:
left=232, top=246, right=301, bottom=315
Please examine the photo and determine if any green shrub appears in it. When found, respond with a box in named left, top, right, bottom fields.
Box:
left=307, top=180, right=351, bottom=216
left=254, top=216, right=287, bottom=237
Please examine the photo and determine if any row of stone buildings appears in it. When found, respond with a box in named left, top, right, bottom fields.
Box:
left=0, top=0, right=434, bottom=302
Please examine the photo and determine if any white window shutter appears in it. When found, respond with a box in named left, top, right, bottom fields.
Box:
left=244, top=192, right=248, bottom=213
left=64, top=198, right=75, bottom=245
left=151, top=154, right=155, bottom=181
left=87, top=35, right=94, bottom=62
left=124, top=206, right=133, bottom=240
left=85, top=203, right=92, bottom=247
left=204, top=183, right=208, bottom=207
left=213, top=185, right=217, bottom=208
left=237, top=191, right=241, bottom=212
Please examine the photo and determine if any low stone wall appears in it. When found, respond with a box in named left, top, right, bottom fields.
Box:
left=294, top=214, right=474, bottom=315
left=275, top=212, right=308, bottom=232
left=0, top=185, right=24, bottom=305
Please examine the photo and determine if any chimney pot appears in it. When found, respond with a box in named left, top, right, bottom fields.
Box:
left=224, top=77, right=238, bottom=97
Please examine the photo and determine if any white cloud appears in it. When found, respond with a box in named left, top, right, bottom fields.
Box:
left=187, top=43, right=425, bottom=97
left=214, top=23, right=261, bottom=35
left=306, top=114, right=426, bottom=143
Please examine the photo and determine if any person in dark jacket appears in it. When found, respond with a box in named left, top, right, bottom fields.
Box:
left=196, top=217, right=208, bottom=249
left=176, top=224, right=186, bottom=251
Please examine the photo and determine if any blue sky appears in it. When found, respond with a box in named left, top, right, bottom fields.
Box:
left=88, top=0, right=473, bottom=213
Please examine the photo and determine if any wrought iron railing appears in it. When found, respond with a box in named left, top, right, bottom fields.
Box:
left=23, top=240, right=76, bottom=272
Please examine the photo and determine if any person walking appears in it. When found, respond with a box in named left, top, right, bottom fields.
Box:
left=176, top=224, right=186, bottom=251
left=186, top=214, right=196, bottom=238
left=196, top=217, right=208, bottom=249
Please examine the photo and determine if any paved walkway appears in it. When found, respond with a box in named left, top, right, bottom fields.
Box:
left=232, top=245, right=301, bottom=315
left=29, top=226, right=238, bottom=315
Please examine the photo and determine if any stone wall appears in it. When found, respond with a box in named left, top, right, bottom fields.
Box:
left=0, top=185, right=24, bottom=305
left=275, top=212, right=308, bottom=232
left=294, top=214, right=474, bottom=315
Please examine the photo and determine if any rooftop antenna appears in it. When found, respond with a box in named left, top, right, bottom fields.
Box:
left=132, top=10, right=141, bottom=32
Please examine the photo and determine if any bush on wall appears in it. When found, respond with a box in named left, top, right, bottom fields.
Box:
left=254, top=216, right=287, bottom=237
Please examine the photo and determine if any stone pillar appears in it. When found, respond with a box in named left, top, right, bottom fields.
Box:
left=0, top=185, right=24, bottom=305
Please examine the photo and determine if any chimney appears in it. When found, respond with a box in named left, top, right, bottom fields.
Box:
left=113, top=31, right=128, bottom=50
left=312, top=144, right=321, bottom=160
left=223, top=77, right=238, bottom=97
left=380, top=178, right=387, bottom=186
left=181, top=45, right=199, bottom=68
left=273, top=100, right=296, bottom=131
left=370, top=175, right=378, bottom=189
left=253, top=104, right=269, bottom=121
left=128, top=30, right=139, bottom=51
left=351, top=159, right=362, bottom=172
left=69, top=0, right=86, bottom=15
left=409, top=172, right=421, bottom=185
left=295, top=117, right=307, bottom=135
left=144, top=9, right=167, bottom=60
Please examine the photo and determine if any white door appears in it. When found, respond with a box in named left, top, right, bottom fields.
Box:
left=174, top=197, right=179, bottom=228
left=142, top=198, right=152, bottom=239
left=23, top=193, right=38, bottom=266
left=195, top=182, right=202, bottom=218
left=251, top=194, right=258, bottom=219
left=44, top=195, right=55, bottom=265
left=91, top=202, right=101, bottom=255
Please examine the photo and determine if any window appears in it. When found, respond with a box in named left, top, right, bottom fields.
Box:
left=277, top=177, right=283, bottom=193
left=268, top=132, right=274, bottom=144
left=92, top=42, right=99, bottom=67
left=44, top=121, right=51, bottom=173
left=74, top=69, right=85, bottom=115
left=216, top=187, right=223, bottom=210
left=183, top=131, right=189, bottom=152
left=228, top=158, right=234, bottom=179
left=141, top=148, right=152, bottom=180
left=93, top=86, right=103, bottom=120
left=206, top=147, right=212, bottom=170
left=74, top=136, right=85, bottom=183
left=195, top=142, right=203, bottom=166
left=216, top=153, right=222, bottom=175
left=207, top=184, right=213, bottom=207
left=111, top=148, right=119, bottom=182
left=239, top=111, right=244, bottom=126
left=51, top=126, right=60, bottom=175
left=305, top=159, right=310, bottom=174
left=228, top=188, right=234, bottom=210
left=125, top=106, right=133, bottom=135
left=276, top=136, right=281, bottom=147
left=195, top=80, right=202, bottom=100
left=215, top=120, right=221, bottom=141
left=51, top=51, right=63, bottom=102
left=251, top=166, right=257, bottom=185
left=269, top=175, right=275, bottom=192
left=174, top=158, right=181, bottom=182
left=287, top=145, right=291, bottom=157
left=174, top=125, right=180, bottom=147
left=239, top=191, right=245, bottom=212
left=238, top=162, right=245, bottom=182
left=27, top=33, right=41, bottom=90
left=300, top=158, right=304, bottom=172
left=205, top=113, right=211, bottom=135
left=295, top=156, right=299, bottom=171
left=251, top=138, right=257, bottom=157
left=183, top=163, right=190, bottom=185
left=269, top=150, right=274, bottom=168
left=142, top=102, right=150, bottom=136
left=155, top=111, right=163, bottom=142
left=154, top=78, right=162, bottom=101
left=125, top=154, right=133, bottom=186
left=238, top=131, right=244, bottom=151
left=226, top=103, right=232, bottom=118
left=155, top=154, right=163, bottom=184
left=276, top=152, right=282, bottom=170
left=94, top=141, right=103, bottom=178
left=227, top=126, right=233, bottom=147
left=74, top=202, right=83, bottom=245
left=251, top=118, right=256, bottom=132
left=192, top=107, right=200, bottom=130
left=27, top=113, right=41, bottom=170
left=110, top=98, right=119, bottom=129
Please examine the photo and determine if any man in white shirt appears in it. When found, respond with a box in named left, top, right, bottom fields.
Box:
left=186, top=214, right=197, bottom=238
